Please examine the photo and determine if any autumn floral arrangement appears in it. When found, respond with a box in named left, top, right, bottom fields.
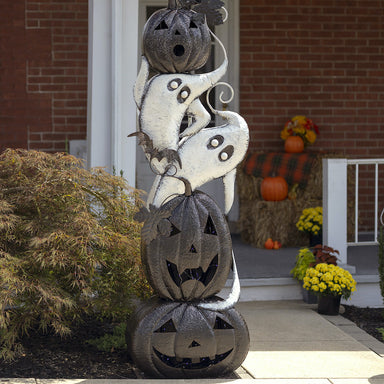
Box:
left=280, top=115, right=319, bottom=146
left=296, top=206, right=323, bottom=236
left=303, top=263, right=356, bottom=299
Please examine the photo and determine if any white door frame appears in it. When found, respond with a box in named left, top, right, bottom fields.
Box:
left=87, top=0, right=139, bottom=187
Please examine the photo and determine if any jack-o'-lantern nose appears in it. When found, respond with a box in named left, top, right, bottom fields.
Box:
left=189, top=340, right=200, bottom=348
left=173, top=44, right=185, bottom=57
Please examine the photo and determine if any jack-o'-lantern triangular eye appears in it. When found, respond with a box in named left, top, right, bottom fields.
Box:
left=204, top=215, right=217, bottom=235
left=155, top=319, right=177, bottom=333
left=169, top=223, right=181, bottom=237
left=189, top=244, right=197, bottom=253
left=214, top=316, right=233, bottom=330
left=189, top=20, right=198, bottom=28
left=155, top=20, right=168, bottom=30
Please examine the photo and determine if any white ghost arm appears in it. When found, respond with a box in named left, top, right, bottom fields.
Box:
left=198, top=251, right=240, bottom=310
left=134, top=56, right=150, bottom=109
left=180, top=98, right=211, bottom=139
left=222, top=168, right=237, bottom=214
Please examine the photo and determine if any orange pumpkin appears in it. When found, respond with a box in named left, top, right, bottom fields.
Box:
left=264, top=238, right=274, bottom=249
left=261, top=176, right=288, bottom=201
left=284, top=136, right=304, bottom=153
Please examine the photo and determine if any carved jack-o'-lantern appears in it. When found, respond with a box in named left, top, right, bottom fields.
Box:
left=141, top=190, right=232, bottom=301
left=126, top=298, right=249, bottom=379
left=142, top=4, right=211, bottom=73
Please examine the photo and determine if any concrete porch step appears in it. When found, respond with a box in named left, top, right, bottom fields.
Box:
left=221, top=275, right=383, bottom=307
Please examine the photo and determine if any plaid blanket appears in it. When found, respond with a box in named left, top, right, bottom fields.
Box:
left=243, top=152, right=317, bottom=187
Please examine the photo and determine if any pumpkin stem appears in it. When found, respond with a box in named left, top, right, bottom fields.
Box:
left=168, top=0, right=178, bottom=9
left=179, top=177, right=192, bottom=196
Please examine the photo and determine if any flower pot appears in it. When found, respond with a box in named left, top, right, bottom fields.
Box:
left=317, top=295, right=341, bottom=316
left=309, top=231, right=323, bottom=247
left=301, top=285, right=317, bottom=304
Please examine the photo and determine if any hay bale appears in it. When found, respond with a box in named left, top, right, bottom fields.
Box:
left=236, top=152, right=352, bottom=248
left=238, top=198, right=313, bottom=248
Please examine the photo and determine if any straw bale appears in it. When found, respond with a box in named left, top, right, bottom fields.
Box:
left=238, top=198, right=314, bottom=248
left=237, top=152, right=354, bottom=248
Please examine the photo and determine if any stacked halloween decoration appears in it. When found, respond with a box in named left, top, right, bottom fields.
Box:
left=127, top=0, right=250, bottom=378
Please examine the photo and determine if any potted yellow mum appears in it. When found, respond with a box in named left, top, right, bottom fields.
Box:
left=296, top=206, right=323, bottom=246
left=303, top=263, right=356, bottom=315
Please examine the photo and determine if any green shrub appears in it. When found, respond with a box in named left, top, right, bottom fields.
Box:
left=86, top=322, right=127, bottom=352
left=378, top=327, right=384, bottom=341
left=0, top=149, right=152, bottom=360
left=290, top=248, right=316, bottom=281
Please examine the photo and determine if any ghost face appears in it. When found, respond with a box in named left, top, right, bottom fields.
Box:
left=149, top=111, right=249, bottom=211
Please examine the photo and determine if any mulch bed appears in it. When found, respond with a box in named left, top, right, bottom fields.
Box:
left=342, top=305, right=384, bottom=343
left=0, top=316, right=137, bottom=379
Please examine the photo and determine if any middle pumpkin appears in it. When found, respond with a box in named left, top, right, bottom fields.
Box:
left=142, top=190, right=233, bottom=301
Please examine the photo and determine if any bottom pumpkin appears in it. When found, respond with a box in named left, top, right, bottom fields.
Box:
left=126, top=298, right=249, bottom=379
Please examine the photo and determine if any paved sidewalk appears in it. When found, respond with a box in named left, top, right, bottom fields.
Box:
left=238, top=300, right=384, bottom=383
left=2, top=300, right=384, bottom=384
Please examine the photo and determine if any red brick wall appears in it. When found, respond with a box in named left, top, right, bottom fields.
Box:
left=240, top=0, right=384, bottom=157
left=0, top=0, right=88, bottom=152
left=239, top=0, right=384, bottom=233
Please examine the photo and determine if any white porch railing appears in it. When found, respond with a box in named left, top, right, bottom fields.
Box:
left=323, top=158, right=384, bottom=268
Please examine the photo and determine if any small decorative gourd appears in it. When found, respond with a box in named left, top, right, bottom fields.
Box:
left=142, top=0, right=211, bottom=73
left=261, top=176, right=288, bottom=201
left=126, top=298, right=250, bottom=379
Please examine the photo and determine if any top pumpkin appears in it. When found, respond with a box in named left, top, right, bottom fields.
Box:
left=142, top=7, right=212, bottom=74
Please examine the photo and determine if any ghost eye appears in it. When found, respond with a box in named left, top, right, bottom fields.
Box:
left=214, top=316, right=233, bottom=330
left=155, top=319, right=177, bottom=333
left=168, top=78, right=182, bottom=91
left=177, top=86, right=191, bottom=103
left=207, top=135, right=224, bottom=150
left=219, top=145, right=234, bottom=162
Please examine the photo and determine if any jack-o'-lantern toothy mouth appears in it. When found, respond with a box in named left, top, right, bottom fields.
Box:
left=153, top=347, right=233, bottom=369
left=166, top=255, right=218, bottom=287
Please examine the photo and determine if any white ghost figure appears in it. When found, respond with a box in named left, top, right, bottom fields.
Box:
left=148, top=109, right=249, bottom=214
left=133, top=54, right=228, bottom=174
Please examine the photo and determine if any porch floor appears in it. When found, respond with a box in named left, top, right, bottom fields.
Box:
left=231, top=234, right=379, bottom=279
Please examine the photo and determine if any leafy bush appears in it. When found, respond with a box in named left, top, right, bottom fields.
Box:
left=290, top=248, right=315, bottom=281
left=0, top=149, right=152, bottom=360
left=378, top=327, right=384, bottom=342
left=311, top=244, right=338, bottom=266
left=86, top=323, right=127, bottom=352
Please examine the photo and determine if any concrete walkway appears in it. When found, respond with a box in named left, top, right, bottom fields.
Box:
left=2, top=300, right=384, bottom=384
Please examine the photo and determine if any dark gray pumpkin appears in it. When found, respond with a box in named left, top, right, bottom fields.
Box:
left=142, top=6, right=211, bottom=73
left=142, top=190, right=232, bottom=301
left=126, top=298, right=249, bottom=379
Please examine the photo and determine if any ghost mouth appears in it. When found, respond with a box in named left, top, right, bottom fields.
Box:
left=166, top=255, right=218, bottom=287
left=153, top=347, right=232, bottom=369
